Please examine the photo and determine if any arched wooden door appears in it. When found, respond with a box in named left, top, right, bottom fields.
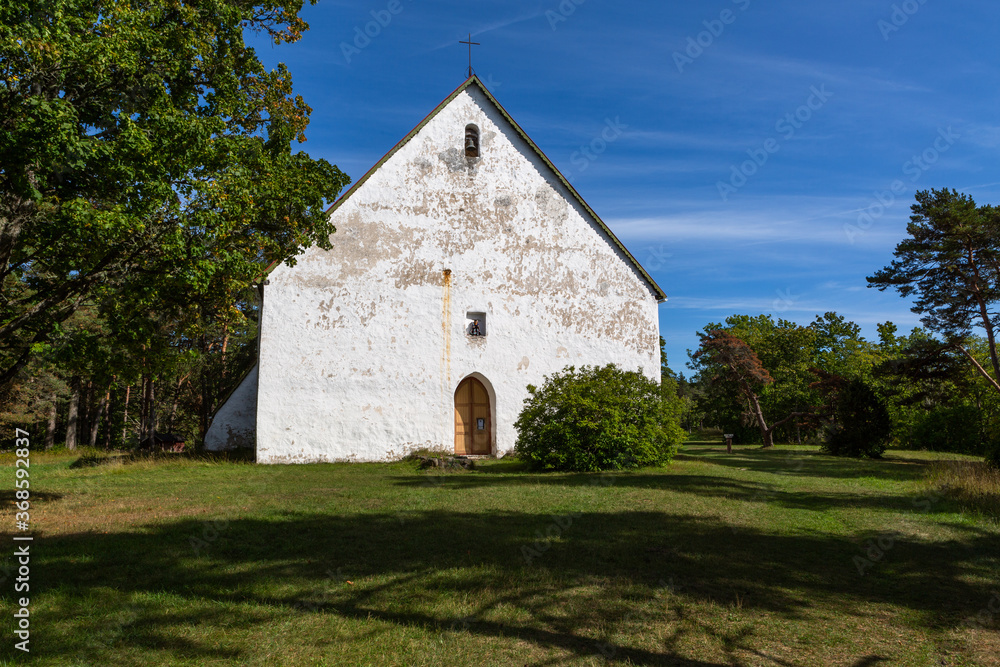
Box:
left=454, top=377, right=492, bottom=455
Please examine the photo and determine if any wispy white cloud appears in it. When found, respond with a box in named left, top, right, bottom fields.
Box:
left=960, top=181, right=1000, bottom=191
left=666, top=296, right=829, bottom=312
left=612, top=130, right=754, bottom=152
left=608, top=210, right=906, bottom=247
left=722, top=51, right=931, bottom=95
left=962, top=124, right=1000, bottom=148
left=422, top=10, right=545, bottom=53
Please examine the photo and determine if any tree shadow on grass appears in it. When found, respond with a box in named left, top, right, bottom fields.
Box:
left=11, top=504, right=999, bottom=664
left=67, top=448, right=257, bottom=470
left=471, top=444, right=937, bottom=486
left=392, top=470, right=970, bottom=519
left=0, top=489, right=63, bottom=509
left=675, top=445, right=936, bottom=482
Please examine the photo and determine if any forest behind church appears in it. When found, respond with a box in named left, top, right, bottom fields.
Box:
left=680, top=312, right=1000, bottom=461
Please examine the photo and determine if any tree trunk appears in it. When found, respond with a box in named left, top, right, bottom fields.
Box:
left=44, top=397, right=57, bottom=449
left=65, top=377, right=80, bottom=450
left=200, top=334, right=211, bottom=441
left=149, top=377, right=157, bottom=439
left=965, top=247, right=1000, bottom=385
left=103, top=387, right=114, bottom=449
left=954, top=344, right=1000, bottom=394
left=80, top=379, right=93, bottom=443
left=121, top=384, right=132, bottom=446
left=88, top=383, right=110, bottom=448
left=139, top=375, right=149, bottom=440
left=747, top=393, right=773, bottom=448
left=168, top=374, right=187, bottom=433
left=763, top=412, right=807, bottom=449
left=220, top=326, right=229, bottom=381
left=141, top=375, right=155, bottom=443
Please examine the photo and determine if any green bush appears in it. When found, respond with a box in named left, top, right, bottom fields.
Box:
left=514, top=364, right=685, bottom=472
left=823, top=378, right=892, bottom=458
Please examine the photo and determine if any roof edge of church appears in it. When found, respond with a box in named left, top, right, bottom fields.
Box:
left=269, top=76, right=667, bottom=303
left=468, top=79, right=667, bottom=303
left=324, top=76, right=476, bottom=217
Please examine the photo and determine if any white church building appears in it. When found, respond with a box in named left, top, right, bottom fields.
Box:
left=205, top=75, right=667, bottom=463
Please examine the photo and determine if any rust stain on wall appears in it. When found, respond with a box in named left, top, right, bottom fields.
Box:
left=441, top=268, right=452, bottom=408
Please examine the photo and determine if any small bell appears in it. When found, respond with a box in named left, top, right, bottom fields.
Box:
left=466, top=136, right=477, bottom=151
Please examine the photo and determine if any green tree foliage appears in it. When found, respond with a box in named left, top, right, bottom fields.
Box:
left=673, top=373, right=704, bottom=432
left=875, top=329, right=1000, bottom=456
left=0, top=0, right=350, bottom=387
left=909, top=404, right=984, bottom=456
left=514, top=364, right=684, bottom=472
left=688, top=304, right=1000, bottom=461
left=659, top=336, right=690, bottom=434
left=691, top=327, right=811, bottom=448
left=811, top=312, right=880, bottom=379
left=868, top=189, right=1000, bottom=397
left=690, top=316, right=827, bottom=444
left=866, top=187, right=1000, bottom=463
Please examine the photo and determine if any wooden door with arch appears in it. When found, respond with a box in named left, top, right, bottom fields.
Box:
left=454, top=377, right=492, bottom=455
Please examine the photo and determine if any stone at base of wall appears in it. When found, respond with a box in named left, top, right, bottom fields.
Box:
left=416, top=455, right=476, bottom=470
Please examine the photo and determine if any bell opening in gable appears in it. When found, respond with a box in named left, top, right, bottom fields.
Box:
left=465, top=124, right=480, bottom=158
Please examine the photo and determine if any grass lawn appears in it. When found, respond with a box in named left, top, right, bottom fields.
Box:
left=0, top=439, right=998, bottom=666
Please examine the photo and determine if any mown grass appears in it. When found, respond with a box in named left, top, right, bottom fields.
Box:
left=0, top=439, right=997, bottom=666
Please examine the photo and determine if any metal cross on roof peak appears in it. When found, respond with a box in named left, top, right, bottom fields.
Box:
left=459, top=32, right=480, bottom=79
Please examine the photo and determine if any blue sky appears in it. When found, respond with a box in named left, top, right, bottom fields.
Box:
left=248, top=0, right=1000, bottom=374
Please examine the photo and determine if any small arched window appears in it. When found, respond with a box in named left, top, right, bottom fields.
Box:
left=465, top=124, right=480, bottom=157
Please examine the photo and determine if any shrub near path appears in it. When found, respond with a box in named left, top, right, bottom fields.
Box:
left=0, top=442, right=997, bottom=666
left=514, top=364, right=685, bottom=472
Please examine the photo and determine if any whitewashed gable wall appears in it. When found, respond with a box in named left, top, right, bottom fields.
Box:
left=250, top=86, right=661, bottom=463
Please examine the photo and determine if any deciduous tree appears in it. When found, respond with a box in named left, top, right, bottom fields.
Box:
left=692, top=329, right=807, bottom=448
left=0, top=0, right=349, bottom=387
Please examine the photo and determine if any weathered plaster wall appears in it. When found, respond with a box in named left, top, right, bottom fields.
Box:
left=254, top=87, right=662, bottom=463
left=204, top=363, right=258, bottom=451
